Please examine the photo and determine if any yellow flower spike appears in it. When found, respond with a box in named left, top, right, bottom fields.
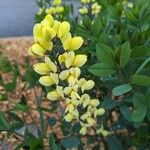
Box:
left=45, top=57, right=57, bottom=73
left=33, top=24, right=42, bottom=40
left=52, top=20, right=61, bottom=34
left=64, top=113, right=74, bottom=122
left=72, top=55, right=87, bottom=67
left=68, top=75, right=77, bottom=86
left=50, top=73, right=59, bottom=85
left=65, top=51, right=75, bottom=68
left=30, top=43, right=46, bottom=56
left=58, top=21, right=70, bottom=38
left=79, top=127, right=87, bottom=135
left=42, top=26, right=56, bottom=40
left=90, top=99, right=100, bottom=107
left=79, top=7, right=88, bottom=15
left=34, top=63, right=50, bottom=75
left=81, top=80, right=95, bottom=92
left=39, top=76, right=55, bottom=86
left=38, top=38, right=53, bottom=50
left=70, top=67, right=81, bottom=78
left=47, top=91, right=60, bottom=101
left=87, top=118, right=95, bottom=126
left=59, top=70, right=70, bottom=81
left=53, top=0, right=61, bottom=6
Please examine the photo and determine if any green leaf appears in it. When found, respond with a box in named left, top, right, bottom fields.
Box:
left=124, top=7, right=137, bottom=22
left=49, top=133, right=59, bottom=150
left=0, top=74, right=4, bottom=86
left=120, top=105, right=132, bottom=122
left=96, top=43, right=115, bottom=66
left=0, top=93, right=8, bottom=101
left=112, top=84, right=132, bottom=96
left=14, top=103, right=30, bottom=112
left=88, top=63, right=116, bottom=77
left=101, top=97, right=118, bottom=110
left=91, top=15, right=102, bottom=36
left=61, top=136, right=80, bottom=149
left=131, top=106, right=147, bottom=123
left=120, top=41, right=131, bottom=67
left=131, top=46, right=150, bottom=58
left=5, top=82, right=16, bottom=92
left=130, top=74, right=150, bottom=86
left=131, top=94, right=148, bottom=123
left=0, top=112, right=10, bottom=130
left=106, top=135, right=123, bottom=150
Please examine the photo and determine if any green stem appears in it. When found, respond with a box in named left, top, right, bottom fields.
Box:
left=135, top=57, right=150, bottom=74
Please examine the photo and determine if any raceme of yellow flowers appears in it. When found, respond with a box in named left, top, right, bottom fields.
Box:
left=79, top=0, right=101, bottom=15
left=46, top=0, right=64, bottom=15
left=28, top=14, right=106, bottom=136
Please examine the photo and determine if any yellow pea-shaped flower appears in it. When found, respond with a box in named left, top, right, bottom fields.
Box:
left=67, top=75, right=76, bottom=86
left=70, top=67, right=81, bottom=78
left=29, top=43, right=46, bottom=56
left=64, top=113, right=73, bottom=122
left=70, top=37, right=83, bottom=50
left=46, top=7, right=56, bottom=15
left=52, top=20, right=61, bottom=34
left=45, top=57, right=57, bottom=73
left=43, top=15, right=54, bottom=27
left=72, top=55, right=87, bottom=67
left=53, top=0, right=61, bottom=6
left=65, top=51, right=75, bottom=68
left=38, top=38, right=53, bottom=50
left=58, top=21, right=70, bottom=38
left=33, top=23, right=42, bottom=39
left=47, top=91, right=60, bottom=101
left=82, top=80, right=95, bottom=92
left=79, top=127, right=87, bottom=135
left=95, top=108, right=105, bottom=116
left=50, top=73, right=59, bottom=85
left=42, top=26, right=56, bottom=40
left=39, top=76, right=55, bottom=86
left=63, top=37, right=83, bottom=51
left=90, top=99, right=100, bottom=107
left=59, top=70, right=70, bottom=80
left=58, top=52, right=67, bottom=64
left=79, top=7, right=88, bottom=14
left=34, top=63, right=50, bottom=75
left=56, top=6, right=64, bottom=13
left=87, top=118, right=95, bottom=126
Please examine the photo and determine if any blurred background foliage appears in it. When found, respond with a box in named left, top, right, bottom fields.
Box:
left=0, top=0, right=150, bottom=149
